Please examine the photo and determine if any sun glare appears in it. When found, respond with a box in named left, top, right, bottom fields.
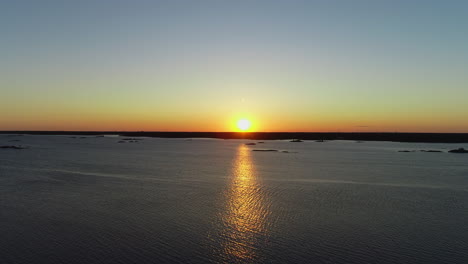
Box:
left=237, top=119, right=251, bottom=131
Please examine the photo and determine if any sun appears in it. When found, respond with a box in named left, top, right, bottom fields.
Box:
left=237, top=119, right=251, bottom=131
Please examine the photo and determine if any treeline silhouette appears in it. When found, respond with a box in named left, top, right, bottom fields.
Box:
left=2, top=131, right=468, bottom=143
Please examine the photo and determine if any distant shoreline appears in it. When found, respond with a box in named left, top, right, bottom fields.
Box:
left=1, top=131, right=468, bottom=143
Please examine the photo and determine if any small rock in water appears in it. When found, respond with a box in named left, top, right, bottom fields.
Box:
left=0, top=145, right=27, bottom=150
left=290, top=139, right=303, bottom=142
left=253, top=149, right=278, bottom=152
left=122, top=138, right=142, bottom=141
left=245, top=143, right=256, bottom=146
left=448, top=148, right=468, bottom=153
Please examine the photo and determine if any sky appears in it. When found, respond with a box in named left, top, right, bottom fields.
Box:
left=1, top=0, right=468, bottom=132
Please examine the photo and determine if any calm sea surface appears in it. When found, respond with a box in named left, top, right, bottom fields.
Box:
left=1, top=135, right=468, bottom=264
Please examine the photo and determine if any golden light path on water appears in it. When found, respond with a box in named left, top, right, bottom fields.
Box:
left=218, top=145, right=269, bottom=262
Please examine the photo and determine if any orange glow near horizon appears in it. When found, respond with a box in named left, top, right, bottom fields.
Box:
left=2, top=110, right=468, bottom=133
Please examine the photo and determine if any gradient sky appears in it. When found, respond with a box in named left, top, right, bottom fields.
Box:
left=2, top=0, right=468, bottom=132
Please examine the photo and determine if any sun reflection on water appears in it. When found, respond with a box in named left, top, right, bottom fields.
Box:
left=218, top=145, right=269, bottom=262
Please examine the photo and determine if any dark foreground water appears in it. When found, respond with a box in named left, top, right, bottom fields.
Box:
left=1, top=135, right=468, bottom=264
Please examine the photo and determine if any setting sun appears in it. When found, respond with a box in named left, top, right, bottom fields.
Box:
left=237, top=119, right=251, bottom=131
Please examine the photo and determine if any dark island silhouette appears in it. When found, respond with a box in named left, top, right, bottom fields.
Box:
left=448, top=148, right=468, bottom=153
left=0, top=145, right=27, bottom=149
left=2, top=131, right=468, bottom=143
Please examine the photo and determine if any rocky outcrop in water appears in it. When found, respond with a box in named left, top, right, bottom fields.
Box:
left=290, top=139, right=303, bottom=142
left=118, top=138, right=143, bottom=143
left=0, top=145, right=27, bottom=149
left=399, top=150, right=443, bottom=153
left=448, top=148, right=468, bottom=153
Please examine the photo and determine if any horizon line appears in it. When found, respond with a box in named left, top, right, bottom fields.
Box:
left=1, top=130, right=468, bottom=134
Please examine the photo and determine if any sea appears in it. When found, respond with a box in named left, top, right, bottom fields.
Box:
left=1, top=135, right=468, bottom=264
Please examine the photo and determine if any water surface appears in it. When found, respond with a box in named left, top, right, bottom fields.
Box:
left=1, top=135, right=467, bottom=263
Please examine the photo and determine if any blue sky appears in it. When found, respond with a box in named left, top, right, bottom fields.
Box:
left=1, top=0, right=468, bottom=131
